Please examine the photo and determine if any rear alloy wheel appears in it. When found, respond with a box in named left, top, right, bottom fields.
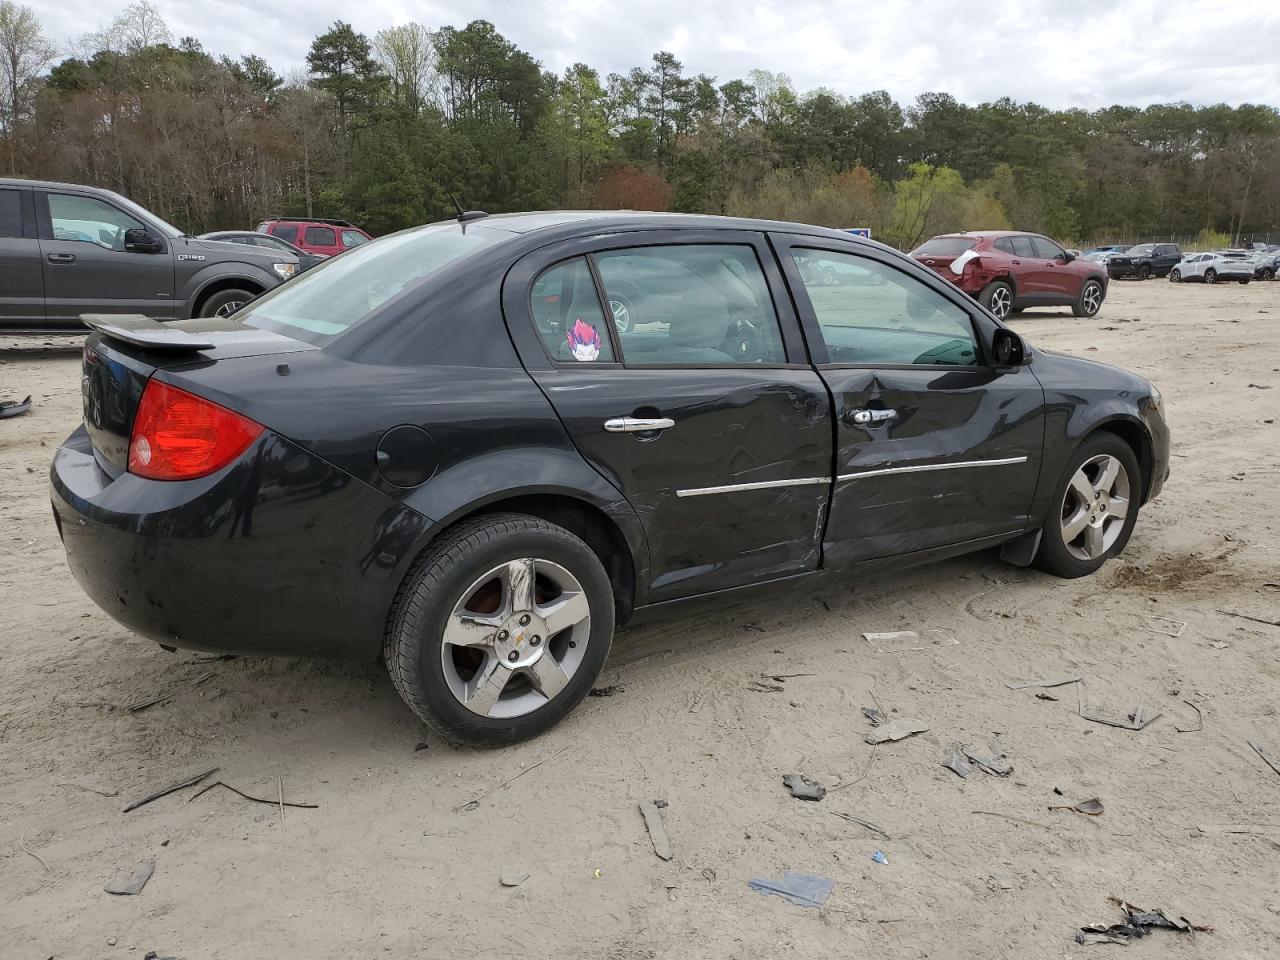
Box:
left=1205, top=268, right=1218, bottom=284
left=385, top=513, right=614, bottom=746
left=1034, top=434, right=1140, bottom=578
left=1169, top=268, right=1181, bottom=282
left=609, top=295, right=637, bottom=334
left=1138, top=264, right=1151, bottom=280
left=1072, top=280, right=1104, bottom=318
left=1263, top=268, right=1275, bottom=281
left=200, top=288, right=255, bottom=319
left=979, top=281, right=1014, bottom=320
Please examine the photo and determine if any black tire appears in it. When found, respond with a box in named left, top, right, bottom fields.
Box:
left=1239, top=279, right=1250, bottom=285
left=1169, top=268, right=1181, bottom=282
left=1205, top=268, right=1217, bottom=284
left=1071, top=279, right=1105, bottom=318
left=1263, top=268, right=1275, bottom=281
left=1138, top=264, right=1151, bottom=280
left=199, top=287, right=255, bottom=318
left=1033, top=433, right=1142, bottom=579
left=384, top=513, right=614, bottom=746
left=978, top=280, right=1014, bottom=320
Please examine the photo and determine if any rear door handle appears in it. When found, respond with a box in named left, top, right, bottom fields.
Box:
left=47, top=253, right=77, bottom=264
left=604, top=416, right=675, bottom=433
left=849, top=408, right=897, bottom=425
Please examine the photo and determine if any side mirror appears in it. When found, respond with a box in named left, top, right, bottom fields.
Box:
left=992, top=328, right=1029, bottom=367
left=124, top=228, right=162, bottom=253
left=1060, top=251, right=1076, bottom=262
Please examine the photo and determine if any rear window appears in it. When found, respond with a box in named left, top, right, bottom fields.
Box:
left=237, top=224, right=505, bottom=346
left=913, top=237, right=976, bottom=257
left=0, top=189, right=21, bottom=238
left=272, top=223, right=299, bottom=244
left=341, top=229, right=368, bottom=248
left=305, top=226, right=336, bottom=247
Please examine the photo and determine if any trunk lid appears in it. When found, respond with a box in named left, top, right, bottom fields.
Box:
left=80, top=315, right=313, bottom=477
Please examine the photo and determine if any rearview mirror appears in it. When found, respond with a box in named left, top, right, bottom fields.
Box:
left=992, top=328, right=1029, bottom=366
left=124, top=228, right=162, bottom=253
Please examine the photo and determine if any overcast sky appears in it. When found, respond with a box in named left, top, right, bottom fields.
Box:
left=38, top=0, right=1280, bottom=109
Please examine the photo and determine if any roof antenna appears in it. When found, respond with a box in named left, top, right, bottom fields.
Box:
left=451, top=193, right=489, bottom=225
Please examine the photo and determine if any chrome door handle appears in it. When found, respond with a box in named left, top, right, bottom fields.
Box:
left=850, top=408, right=897, bottom=425
left=604, top=416, right=675, bottom=433
left=47, top=253, right=76, bottom=264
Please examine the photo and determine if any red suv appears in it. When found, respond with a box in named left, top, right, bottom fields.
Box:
left=256, top=218, right=372, bottom=259
left=911, top=231, right=1108, bottom=320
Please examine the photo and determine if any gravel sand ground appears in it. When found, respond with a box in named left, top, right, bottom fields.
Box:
left=2, top=279, right=1279, bottom=959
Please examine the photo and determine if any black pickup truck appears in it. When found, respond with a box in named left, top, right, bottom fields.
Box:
left=0, top=178, right=299, bottom=331
left=1106, top=242, right=1182, bottom=280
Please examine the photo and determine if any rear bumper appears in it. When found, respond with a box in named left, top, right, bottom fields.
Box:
left=51, top=425, right=434, bottom=659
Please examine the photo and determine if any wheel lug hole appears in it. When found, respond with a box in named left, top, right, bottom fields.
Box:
left=519, top=614, right=531, bottom=626
left=497, top=630, right=509, bottom=642
left=507, top=650, right=519, bottom=663
left=531, top=636, right=541, bottom=646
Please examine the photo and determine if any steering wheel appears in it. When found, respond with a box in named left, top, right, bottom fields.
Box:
left=721, top=309, right=766, bottom=361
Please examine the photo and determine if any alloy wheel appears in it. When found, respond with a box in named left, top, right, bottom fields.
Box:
left=214, top=300, right=246, bottom=318
left=1205, top=269, right=1217, bottom=284
left=988, top=285, right=1012, bottom=319
left=1081, top=282, right=1102, bottom=316
left=440, top=558, right=591, bottom=719
left=1059, top=454, right=1131, bottom=562
left=610, top=299, right=634, bottom=333
left=1169, top=269, right=1181, bottom=282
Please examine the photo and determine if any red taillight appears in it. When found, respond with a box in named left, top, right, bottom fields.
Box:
left=128, top=380, right=263, bottom=481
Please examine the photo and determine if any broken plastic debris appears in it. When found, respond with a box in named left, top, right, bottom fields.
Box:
left=1075, top=897, right=1212, bottom=945
left=747, top=869, right=834, bottom=908
left=1145, top=615, right=1187, bottom=637
left=638, top=800, right=674, bottom=860
left=0, top=394, right=32, bottom=419
left=942, top=749, right=973, bottom=778
left=865, top=718, right=929, bottom=744
left=104, top=861, right=154, bottom=896
left=1079, top=704, right=1161, bottom=730
left=862, top=630, right=958, bottom=653
left=1049, top=797, right=1104, bottom=816
left=499, top=867, right=529, bottom=887
left=871, top=850, right=888, bottom=865
left=962, top=742, right=1012, bottom=777
left=782, top=773, right=826, bottom=801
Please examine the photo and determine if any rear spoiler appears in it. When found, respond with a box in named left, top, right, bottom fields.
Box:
left=81, top=314, right=215, bottom=352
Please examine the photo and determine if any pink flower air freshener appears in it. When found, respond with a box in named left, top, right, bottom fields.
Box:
left=566, top=318, right=602, bottom=361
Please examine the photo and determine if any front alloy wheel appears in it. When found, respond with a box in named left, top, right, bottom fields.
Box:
left=1059, top=454, right=1131, bottom=562
left=1073, top=280, right=1103, bottom=318
left=1169, top=269, right=1181, bottom=282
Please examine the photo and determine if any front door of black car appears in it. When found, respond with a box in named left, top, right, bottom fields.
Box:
left=772, top=236, right=1045, bottom=565
left=505, top=232, right=833, bottom=604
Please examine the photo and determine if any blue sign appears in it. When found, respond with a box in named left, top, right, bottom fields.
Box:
left=844, top=227, right=872, bottom=238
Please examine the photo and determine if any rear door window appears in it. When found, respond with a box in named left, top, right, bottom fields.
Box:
left=272, top=224, right=299, bottom=243
left=994, top=238, right=1015, bottom=254
left=531, top=258, right=615, bottom=363
left=1010, top=236, right=1036, bottom=258
left=593, top=245, right=786, bottom=365
left=305, top=226, right=336, bottom=247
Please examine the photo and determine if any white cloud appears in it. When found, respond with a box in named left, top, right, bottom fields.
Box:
left=34, top=0, right=1280, bottom=107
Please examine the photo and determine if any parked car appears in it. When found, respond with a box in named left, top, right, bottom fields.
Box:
left=199, top=230, right=325, bottom=271
left=1083, top=244, right=1130, bottom=257
left=0, top=178, right=299, bottom=330
left=256, top=217, right=372, bottom=259
left=1253, top=249, right=1280, bottom=280
left=911, top=231, right=1109, bottom=320
left=1168, top=252, right=1253, bottom=284
left=52, top=211, right=1169, bottom=745
left=1105, top=243, right=1181, bottom=280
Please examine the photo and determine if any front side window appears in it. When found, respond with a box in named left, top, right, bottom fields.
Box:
left=238, top=222, right=504, bottom=345
left=305, top=226, right=336, bottom=247
left=341, top=229, right=368, bottom=248
left=1031, top=236, right=1065, bottom=259
left=48, top=193, right=144, bottom=250
left=790, top=249, right=979, bottom=366
left=531, top=257, right=615, bottom=363
left=593, top=245, right=786, bottom=364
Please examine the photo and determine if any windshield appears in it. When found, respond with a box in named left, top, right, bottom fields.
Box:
left=912, top=237, right=977, bottom=257
left=1126, top=244, right=1153, bottom=256
left=238, top=222, right=505, bottom=345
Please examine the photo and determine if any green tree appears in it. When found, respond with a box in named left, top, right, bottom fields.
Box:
left=307, top=21, right=386, bottom=130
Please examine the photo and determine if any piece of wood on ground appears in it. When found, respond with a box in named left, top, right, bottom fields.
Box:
left=120, top=767, right=219, bottom=813
left=1248, top=740, right=1280, bottom=779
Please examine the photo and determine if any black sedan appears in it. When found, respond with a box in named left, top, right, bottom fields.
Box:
left=52, top=212, right=1170, bottom=745
left=197, top=230, right=327, bottom=271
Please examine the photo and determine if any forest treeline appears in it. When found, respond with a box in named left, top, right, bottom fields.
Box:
left=1, top=1, right=1278, bottom=247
